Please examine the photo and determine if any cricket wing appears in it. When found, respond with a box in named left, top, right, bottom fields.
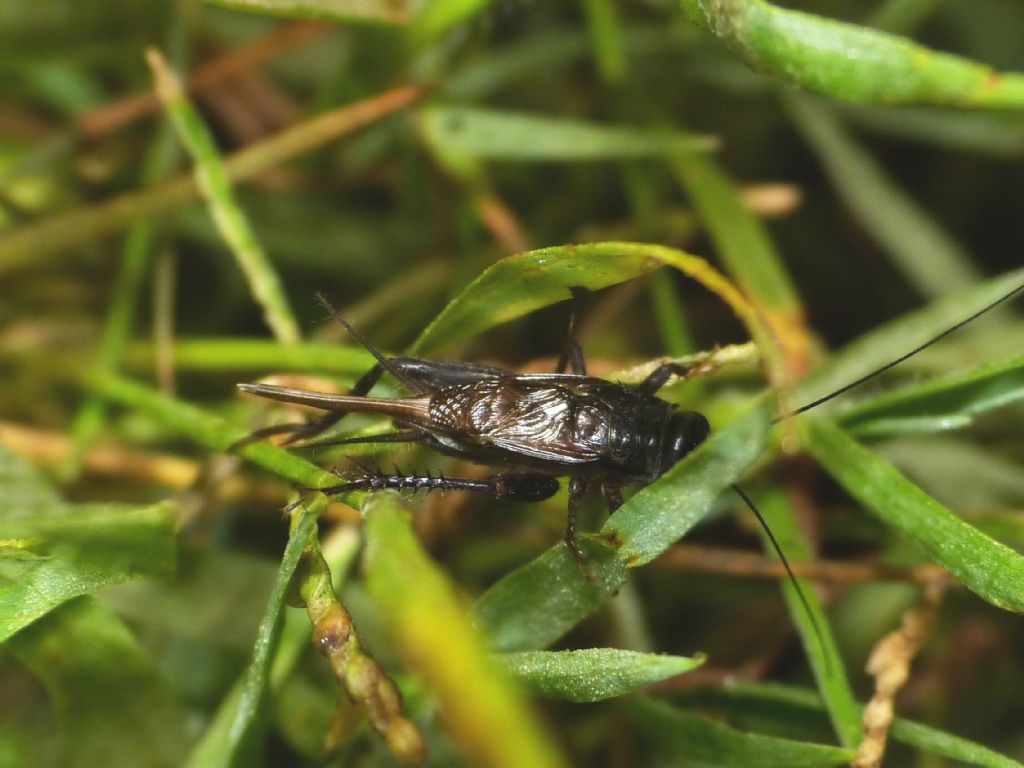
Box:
left=478, top=385, right=607, bottom=465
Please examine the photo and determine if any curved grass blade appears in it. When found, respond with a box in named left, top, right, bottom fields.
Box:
left=411, top=242, right=775, bottom=370
left=677, top=0, right=1024, bottom=108
left=627, top=697, right=856, bottom=767
left=839, top=352, right=1024, bottom=438
left=496, top=648, right=705, bottom=703
left=805, top=417, right=1024, bottom=613
left=362, top=493, right=566, bottom=768
left=422, top=105, right=718, bottom=161
left=476, top=400, right=770, bottom=652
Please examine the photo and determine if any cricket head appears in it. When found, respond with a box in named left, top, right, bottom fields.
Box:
left=658, top=410, right=710, bottom=477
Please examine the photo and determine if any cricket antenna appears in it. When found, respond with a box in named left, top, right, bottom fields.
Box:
left=314, top=291, right=426, bottom=395
left=776, top=279, right=1024, bottom=423
left=731, top=483, right=833, bottom=677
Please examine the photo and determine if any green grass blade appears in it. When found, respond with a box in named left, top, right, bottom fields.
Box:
left=671, top=152, right=800, bottom=314
left=677, top=0, right=1024, bottom=107
left=804, top=417, right=1024, bottom=612
left=422, top=105, right=717, bottom=161
left=410, top=0, right=492, bottom=46
left=0, top=501, right=177, bottom=643
left=840, top=352, right=1024, bottom=438
left=786, top=95, right=980, bottom=298
left=411, top=241, right=773, bottom=365
left=496, top=648, right=705, bottom=702
left=202, top=0, right=410, bottom=24
left=475, top=542, right=629, bottom=653
left=126, top=338, right=374, bottom=375
left=147, top=50, right=300, bottom=345
left=9, top=598, right=190, bottom=768
left=184, top=500, right=320, bottom=768
left=362, top=493, right=567, bottom=768
left=627, top=698, right=856, bottom=767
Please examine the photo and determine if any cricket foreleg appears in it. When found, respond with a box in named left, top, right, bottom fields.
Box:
left=306, top=469, right=561, bottom=502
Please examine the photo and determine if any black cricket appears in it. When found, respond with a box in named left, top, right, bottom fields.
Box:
left=238, top=291, right=712, bottom=562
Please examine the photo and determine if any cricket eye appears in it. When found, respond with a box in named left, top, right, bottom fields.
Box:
left=661, top=411, right=710, bottom=475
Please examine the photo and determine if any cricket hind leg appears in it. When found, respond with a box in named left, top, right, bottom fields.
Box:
left=305, top=468, right=561, bottom=503
left=555, top=287, right=588, bottom=375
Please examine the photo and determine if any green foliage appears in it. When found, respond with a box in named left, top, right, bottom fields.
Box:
left=2, top=0, right=1024, bottom=766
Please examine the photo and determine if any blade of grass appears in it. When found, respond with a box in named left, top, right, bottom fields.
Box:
left=840, top=352, right=1024, bottom=438
left=785, top=94, right=981, bottom=298
left=804, top=417, right=1024, bottom=613
left=147, top=48, right=300, bottom=345
left=421, top=105, right=717, bottom=161
left=627, top=697, right=856, bottom=767
left=362, top=493, right=566, bottom=768
left=125, top=338, right=374, bottom=375
left=677, top=0, right=1024, bottom=107
left=410, top=242, right=778, bottom=382
left=410, top=0, right=492, bottom=46
left=581, top=0, right=626, bottom=83
left=496, top=648, right=705, bottom=702
left=202, top=0, right=410, bottom=24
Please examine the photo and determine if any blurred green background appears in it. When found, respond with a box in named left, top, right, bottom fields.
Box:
left=1, top=1, right=1023, bottom=766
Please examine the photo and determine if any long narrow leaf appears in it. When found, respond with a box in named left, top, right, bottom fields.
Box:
left=496, top=648, right=704, bottom=702
left=805, top=417, right=1024, bottom=612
